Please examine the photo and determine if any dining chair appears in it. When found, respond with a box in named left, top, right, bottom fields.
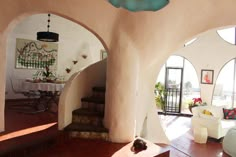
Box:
left=9, top=78, right=42, bottom=114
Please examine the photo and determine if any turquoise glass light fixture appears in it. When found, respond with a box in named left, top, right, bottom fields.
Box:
left=108, top=0, right=169, bottom=12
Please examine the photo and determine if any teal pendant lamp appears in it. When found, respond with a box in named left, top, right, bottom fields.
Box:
left=108, top=0, right=169, bottom=12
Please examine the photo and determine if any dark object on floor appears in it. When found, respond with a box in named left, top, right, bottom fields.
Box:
left=131, top=138, right=147, bottom=154
left=208, top=137, right=224, bottom=143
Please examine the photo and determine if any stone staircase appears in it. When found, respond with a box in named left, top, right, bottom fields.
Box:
left=64, top=86, right=109, bottom=140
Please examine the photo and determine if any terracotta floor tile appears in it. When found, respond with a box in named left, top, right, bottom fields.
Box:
left=0, top=101, right=231, bottom=157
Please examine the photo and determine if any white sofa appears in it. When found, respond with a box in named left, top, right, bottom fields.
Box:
left=191, top=105, right=236, bottom=139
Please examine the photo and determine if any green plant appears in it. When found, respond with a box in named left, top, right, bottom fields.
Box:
left=32, top=70, right=41, bottom=80
left=42, top=66, right=53, bottom=78
left=154, top=82, right=167, bottom=110
left=34, top=66, right=56, bottom=82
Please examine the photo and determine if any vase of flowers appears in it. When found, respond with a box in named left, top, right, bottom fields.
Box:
left=188, top=97, right=206, bottom=113
left=41, top=66, right=56, bottom=82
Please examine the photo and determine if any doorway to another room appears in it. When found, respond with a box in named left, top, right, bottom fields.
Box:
left=156, top=55, right=200, bottom=116
left=164, top=67, right=183, bottom=114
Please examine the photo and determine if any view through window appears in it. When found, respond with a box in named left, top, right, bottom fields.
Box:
left=156, top=55, right=200, bottom=112
left=212, top=59, right=236, bottom=108
left=217, top=27, right=236, bottom=45
left=213, top=27, right=236, bottom=108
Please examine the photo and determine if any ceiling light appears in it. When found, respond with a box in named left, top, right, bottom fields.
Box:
left=37, top=14, right=59, bottom=42
left=108, top=0, right=169, bottom=12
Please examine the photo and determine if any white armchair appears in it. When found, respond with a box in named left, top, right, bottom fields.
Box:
left=191, top=105, right=236, bottom=139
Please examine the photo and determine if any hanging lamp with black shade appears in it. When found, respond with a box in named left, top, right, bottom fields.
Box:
left=37, top=14, right=59, bottom=42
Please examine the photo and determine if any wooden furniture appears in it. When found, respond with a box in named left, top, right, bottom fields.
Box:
left=21, top=81, right=65, bottom=113
left=112, top=138, right=170, bottom=157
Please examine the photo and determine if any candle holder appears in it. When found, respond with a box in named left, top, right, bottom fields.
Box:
left=72, top=60, right=78, bottom=64
left=65, top=68, right=71, bottom=73
left=81, top=54, right=87, bottom=59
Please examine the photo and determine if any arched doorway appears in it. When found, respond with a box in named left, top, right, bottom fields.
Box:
left=156, top=55, right=200, bottom=116
left=4, top=13, right=107, bottom=135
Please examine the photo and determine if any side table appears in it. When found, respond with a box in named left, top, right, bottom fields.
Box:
left=194, top=127, right=208, bottom=144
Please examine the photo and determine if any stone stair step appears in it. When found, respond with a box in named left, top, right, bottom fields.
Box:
left=92, top=86, right=106, bottom=98
left=92, top=86, right=106, bottom=92
left=65, top=123, right=108, bottom=132
left=72, top=108, right=104, bottom=117
left=81, top=97, right=105, bottom=104
left=72, top=108, right=104, bottom=126
left=65, top=86, right=107, bottom=141
left=72, top=115, right=103, bottom=126
left=81, top=97, right=105, bottom=112
left=81, top=102, right=104, bottom=113
left=68, top=131, right=109, bottom=141
left=64, top=123, right=109, bottom=140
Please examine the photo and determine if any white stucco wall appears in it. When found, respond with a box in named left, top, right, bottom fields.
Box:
left=58, top=59, right=106, bottom=130
left=175, top=29, right=236, bottom=105
left=1, top=0, right=236, bottom=144
left=6, top=14, right=104, bottom=99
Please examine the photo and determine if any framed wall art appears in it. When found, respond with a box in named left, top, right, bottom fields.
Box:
left=15, top=38, right=58, bottom=69
left=201, top=69, right=214, bottom=84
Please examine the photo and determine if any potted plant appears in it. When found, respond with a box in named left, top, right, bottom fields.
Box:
left=155, top=82, right=167, bottom=110
left=32, top=70, right=42, bottom=83
left=41, top=66, right=56, bottom=82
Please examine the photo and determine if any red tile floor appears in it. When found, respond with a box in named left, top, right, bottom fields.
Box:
left=0, top=100, right=231, bottom=157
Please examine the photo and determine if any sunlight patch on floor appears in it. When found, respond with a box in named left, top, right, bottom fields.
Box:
left=160, top=116, right=192, bottom=141
left=166, top=125, right=190, bottom=141
left=0, top=122, right=57, bottom=142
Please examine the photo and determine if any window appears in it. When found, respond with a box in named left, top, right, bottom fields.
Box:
left=166, top=56, right=183, bottom=67
left=217, top=27, right=236, bottom=45
left=156, top=55, right=200, bottom=110
left=213, top=27, right=236, bottom=108
left=182, top=59, right=200, bottom=109
left=212, top=59, right=235, bottom=108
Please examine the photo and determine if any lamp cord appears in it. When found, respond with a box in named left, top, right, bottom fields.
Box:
left=47, top=14, right=50, bottom=32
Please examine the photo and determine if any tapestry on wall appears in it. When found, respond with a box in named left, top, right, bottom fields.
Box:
left=15, top=38, right=58, bottom=69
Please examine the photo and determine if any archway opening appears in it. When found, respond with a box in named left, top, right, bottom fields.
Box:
left=4, top=13, right=107, bottom=137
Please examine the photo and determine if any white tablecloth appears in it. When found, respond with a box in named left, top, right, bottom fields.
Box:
left=22, top=81, right=65, bottom=92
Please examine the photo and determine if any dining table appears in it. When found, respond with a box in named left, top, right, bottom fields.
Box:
left=21, top=80, right=65, bottom=113
left=22, top=80, right=65, bottom=93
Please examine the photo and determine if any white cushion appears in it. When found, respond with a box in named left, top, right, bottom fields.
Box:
left=191, top=105, right=235, bottom=139
left=209, top=106, right=225, bottom=118
left=223, top=127, right=236, bottom=156
left=199, top=113, right=220, bottom=121
left=192, top=105, right=226, bottom=118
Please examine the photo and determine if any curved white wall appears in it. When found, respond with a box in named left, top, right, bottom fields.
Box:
left=1, top=0, right=236, bottom=144
left=175, top=29, right=236, bottom=104
left=58, top=59, right=106, bottom=129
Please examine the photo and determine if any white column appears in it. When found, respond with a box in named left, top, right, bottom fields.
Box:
left=105, top=42, right=139, bottom=142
